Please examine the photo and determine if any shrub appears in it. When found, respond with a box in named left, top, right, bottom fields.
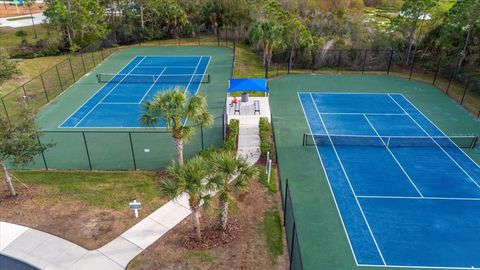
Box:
left=0, top=48, right=21, bottom=85
left=223, top=119, right=239, bottom=152
left=259, top=117, right=275, bottom=161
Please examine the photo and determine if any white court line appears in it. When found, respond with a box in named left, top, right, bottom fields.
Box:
left=309, top=93, right=387, bottom=265
left=296, top=92, right=360, bottom=265
left=320, top=112, right=406, bottom=116
left=363, top=114, right=424, bottom=197
left=184, top=56, right=202, bottom=95
left=359, top=263, right=480, bottom=270
left=388, top=94, right=480, bottom=190
left=100, top=102, right=139, bottom=105
left=134, top=65, right=199, bottom=69
left=398, top=93, right=480, bottom=170
left=74, top=57, right=147, bottom=127
left=138, top=67, right=166, bottom=104
left=58, top=56, right=140, bottom=128
left=357, top=195, right=480, bottom=201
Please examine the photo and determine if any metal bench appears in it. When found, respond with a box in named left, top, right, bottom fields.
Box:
left=254, top=100, right=260, bottom=115
left=234, top=102, right=241, bottom=115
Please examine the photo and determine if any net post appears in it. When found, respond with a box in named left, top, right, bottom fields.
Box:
left=55, top=65, right=64, bottom=92
left=22, top=85, right=30, bottom=106
left=1, top=98, right=10, bottom=122
left=129, top=132, right=137, bottom=170
left=37, top=136, right=48, bottom=170
left=40, top=74, right=49, bottom=102
left=82, top=132, right=93, bottom=170
left=460, top=77, right=471, bottom=105
left=80, top=53, right=87, bottom=73
left=387, top=49, right=393, bottom=75
left=68, top=57, right=76, bottom=82
left=433, top=57, right=441, bottom=85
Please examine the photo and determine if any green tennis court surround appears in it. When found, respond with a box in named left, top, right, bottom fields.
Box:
left=10, top=46, right=233, bottom=170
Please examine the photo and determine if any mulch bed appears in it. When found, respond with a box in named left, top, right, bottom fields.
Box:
left=181, top=219, right=242, bottom=250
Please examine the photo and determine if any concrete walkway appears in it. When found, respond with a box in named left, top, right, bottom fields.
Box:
left=0, top=12, right=45, bottom=28
left=0, top=121, right=261, bottom=270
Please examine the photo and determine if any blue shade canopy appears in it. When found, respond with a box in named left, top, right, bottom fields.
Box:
left=228, top=78, right=268, bottom=93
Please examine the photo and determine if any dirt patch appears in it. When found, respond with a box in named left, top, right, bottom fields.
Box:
left=127, top=180, right=288, bottom=270
left=181, top=219, right=242, bottom=250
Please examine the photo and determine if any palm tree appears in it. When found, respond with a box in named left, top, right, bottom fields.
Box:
left=210, top=151, right=255, bottom=231
left=160, top=156, right=215, bottom=241
left=248, top=19, right=284, bottom=66
left=141, top=87, right=213, bottom=165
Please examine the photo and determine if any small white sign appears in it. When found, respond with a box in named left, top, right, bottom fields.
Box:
left=144, top=149, right=150, bottom=153
left=129, top=200, right=142, bottom=218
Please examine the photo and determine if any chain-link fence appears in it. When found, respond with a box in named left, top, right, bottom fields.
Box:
left=0, top=34, right=119, bottom=122
left=266, top=49, right=480, bottom=118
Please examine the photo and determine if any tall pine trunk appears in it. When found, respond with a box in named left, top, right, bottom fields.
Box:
left=1, top=160, right=16, bottom=197
left=457, top=26, right=472, bottom=72
left=174, top=137, right=184, bottom=165
left=191, top=207, right=202, bottom=241
left=219, top=196, right=229, bottom=230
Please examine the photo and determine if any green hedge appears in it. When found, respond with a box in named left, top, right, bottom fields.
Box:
left=259, top=117, right=275, bottom=161
left=224, top=119, right=239, bottom=152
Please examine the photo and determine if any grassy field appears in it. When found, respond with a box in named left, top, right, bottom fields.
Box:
left=1, top=170, right=167, bottom=249
left=0, top=25, right=51, bottom=51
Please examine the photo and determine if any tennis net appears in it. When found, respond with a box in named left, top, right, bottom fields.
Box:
left=302, top=133, right=478, bottom=149
left=97, top=73, right=210, bottom=84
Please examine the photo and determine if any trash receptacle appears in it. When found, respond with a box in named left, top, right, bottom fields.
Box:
left=241, top=92, right=249, bottom=102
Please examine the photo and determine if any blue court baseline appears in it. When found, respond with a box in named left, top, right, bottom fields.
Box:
left=60, top=55, right=210, bottom=128
left=299, top=92, right=480, bottom=269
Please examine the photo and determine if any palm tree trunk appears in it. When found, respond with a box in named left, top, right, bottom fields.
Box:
left=219, top=197, right=228, bottom=230
left=174, top=138, right=184, bottom=165
left=1, top=160, right=16, bottom=197
left=192, top=207, right=202, bottom=241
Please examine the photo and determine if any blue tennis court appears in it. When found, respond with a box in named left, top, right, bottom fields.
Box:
left=60, top=55, right=210, bottom=128
left=299, top=92, right=480, bottom=269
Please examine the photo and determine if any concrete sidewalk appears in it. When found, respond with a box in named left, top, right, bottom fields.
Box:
left=0, top=120, right=261, bottom=270
left=0, top=12, right=45, bottom=28
left=0, top=194, right=191, bottom=270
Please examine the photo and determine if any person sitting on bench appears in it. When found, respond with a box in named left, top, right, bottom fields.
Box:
left=230, top=96, right=238, bottom=107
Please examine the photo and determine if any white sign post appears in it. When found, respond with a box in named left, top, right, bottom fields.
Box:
left=129, top=199, right=142, bottom=218
left=267, top=159, right=272, bottom=184
left=266, top=151, right=270, bottom=174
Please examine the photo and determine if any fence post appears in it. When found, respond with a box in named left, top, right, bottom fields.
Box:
left=91, top=52, right=96, bottom=66
left=336, top=51, right=341, bottom=74
left=37, top=136, right=48, bottom=170
left=276, top=63, right=279, bottom=77
left=68, top=57, right=76, bottom=82
left=80, top=53, right=87, bottom=73
left=311, top=50, right=315, bottom=73
left=409, top=53, right=416, bottom=79
left=217, top=28, right=220, bottom=46
left=225, top=27, right=228, bottom=48
left=82, top=132, right=93, bottom=170
left=197, top=27, right=201, bottom=46
left=289, top=222, right=296, bottom=270
left=22, top=85, right=29, bottom=105
left=446, top=70, right=457, bottom=94
left=284, top=179, right=289, bottom=226
left=200, top=125, right=204, bottom=150
left=387, top=49, right=393, bottom=75
left=55, top=65, right=64, bottom=92
left=460, top=77, right=471, bottom=105
left=433, top=57, right=441, bottom=85
left=128, top=132, right=137, bottom=170
left=362, top=50, right=367, bottom=75
left=40, top=74, right=49, bottom=102
left=101, top=49, right=105, bottom=60
left=1, top=98, right=10, bottom=122
left=288, top=51, right=293, bottom=74
left=265, top=58, right=269, bottom=79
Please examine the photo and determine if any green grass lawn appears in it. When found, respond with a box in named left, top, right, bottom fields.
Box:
left=0, top=25, right=50, bottom=51
left=11, top=170, right=165, bottom=210
left=259, top=209, right=284, bottom=265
